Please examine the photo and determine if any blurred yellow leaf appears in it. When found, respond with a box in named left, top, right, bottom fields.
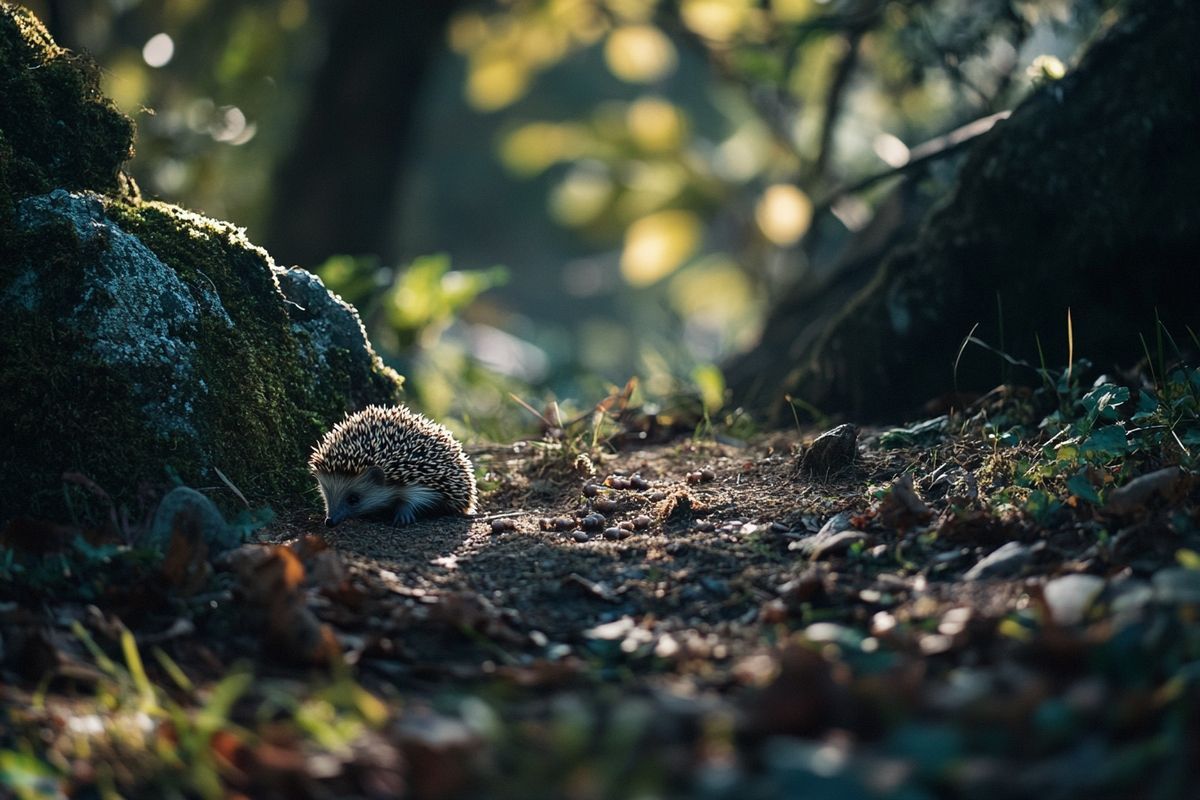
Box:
left=1177, top=549, right=1200, bottom=571
left=620, top=210, right=702, bottom=286
left=606, top=0, right=657, bottom=23
left=681, top=0, right=753, bottom=43
left=550, top=166, right=613, bottom=227
left=754, top=184, right=812, bottom=246
left=605, top=25, right=678, bottom=83
left=447, top=12, right=489, bottom=54
left=626, top=96, right=686, bottom=152
left=102, top=57, right=149, bottom=113
left=467, top=56, right=531, bottom=111
left=692, top=363, right=727, bottom=413
left=500, top=122, right=584, bottom=176
left=617, top=161, right=688, bottom=219
left=770, top=0, right=815, bottom=23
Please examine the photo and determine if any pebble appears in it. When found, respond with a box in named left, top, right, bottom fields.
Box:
left=553, top=516, right=575, bottom=531
left=632, top=515, right=651, bottom=530
left=594, top=498, right=619, bottom=514
left=490, top=518, right=517, bottom=534
left=606, top=475, right=631, bottom=490
left=581, top=512, right=606, bottom=530
left=799, top=424, right=859, bottom=475
left=694, top=521, right=715, bottom=532
left=603, top=527, right=621, bottom=541
left=572, top=530, right=591, bottom=543
left=618, top=521, right=635, bottom=531
left=963, top=541, right=1032, bottom=581
left=647, top=491, right=667, bottom=502
left=582, top=482, right=601, bottom=498
left=1044, top=574, right=1105, bottom=626
left=630, top=474, right=650, bottom=490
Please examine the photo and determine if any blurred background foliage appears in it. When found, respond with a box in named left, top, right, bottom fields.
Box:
left=22, top=0, right=1114, bottom=437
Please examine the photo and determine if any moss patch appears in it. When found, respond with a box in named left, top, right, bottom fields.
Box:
left=0, top=4, right=135, bottom=205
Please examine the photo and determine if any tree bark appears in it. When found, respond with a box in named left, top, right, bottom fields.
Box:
left=264, top=0, right=461, bottom=268
left=729, top=0, right=1200, bottom=420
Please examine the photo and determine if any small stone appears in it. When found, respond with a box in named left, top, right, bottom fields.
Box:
left=963, top=541, right=1032, bottom=581
left=647, top=491, right=667, bottom=502
left=685, top=471, right=702, bottom=485
left=809, top=530, right=869, bottom=561
left=694, top=521, right=715, bottom=532
left=146, top=486, right=237, bottom=554
left=603, top=527, right=621, bottom=540
left=553, top=516, right=575, bottom=531
left=594, top=498, right=619, bottom=514
left=572, top=530, right=590, bottom=543
left=582, top=482, right=601, bottom=498
left=581, top=512, right=606, bottom=530
left=799, top=424, right=858, bottom=475
left=606, top=475, right=631, bottom=490
left=1043, top=574, right=1105, bottom=626
left=632, top=515, right=651, bottom=530
left=630, top=474, right=649, bottom=490
left=490, top=518, right=517, bottom=534
left=1152, top=567, right=1200, bottom=605
left=700, top=469, right=716, bottom=482
left=618, top=521, right=635, bottom=531
left=618, top=528, right=632, bottom=540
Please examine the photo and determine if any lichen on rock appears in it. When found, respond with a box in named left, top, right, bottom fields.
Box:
left=0, top=3, right=404, bottom=523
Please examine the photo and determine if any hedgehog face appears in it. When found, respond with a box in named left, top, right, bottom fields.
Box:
left=316, top=466, right=401, bottom=526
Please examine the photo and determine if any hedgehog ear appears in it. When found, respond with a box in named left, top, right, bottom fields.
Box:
left=364, top=466, right=386, bottom=484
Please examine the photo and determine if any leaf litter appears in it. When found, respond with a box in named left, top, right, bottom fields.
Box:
left=2, top=377, right=1200, bottom=798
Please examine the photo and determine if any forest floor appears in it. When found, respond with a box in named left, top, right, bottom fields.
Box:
left=2, top=379, right=1200, bottom=799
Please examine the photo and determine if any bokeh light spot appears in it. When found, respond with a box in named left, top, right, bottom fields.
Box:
left=142, top=33, right=174, bottom=68
left=626, top=96, right=686, bottom=153
left=1028, top=54, right=1066, bottom=81
left=467, top=57, right=530, bottom=111
left=604, top=25, right=678, bottom=83
left=680, top=0, right=752, bottom=43
left=755, top=184, right=812, bottom=246
left=620, top=210, right=702, bottom=286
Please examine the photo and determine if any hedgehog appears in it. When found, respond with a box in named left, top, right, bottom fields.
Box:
left=309, top=405, right=477, bottom=527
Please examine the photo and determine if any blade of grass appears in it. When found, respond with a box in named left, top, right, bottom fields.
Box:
left=152, top=647, right=195, bottom=693
left=213, top=466, right=249, bottom=509
left=120, top=627, right=159, bottom=713
left=953, top=322, right=981, bottom=406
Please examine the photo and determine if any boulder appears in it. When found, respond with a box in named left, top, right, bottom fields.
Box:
left=0, top=5, right=402, bottom=523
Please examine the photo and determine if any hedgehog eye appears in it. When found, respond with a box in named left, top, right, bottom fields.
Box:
left=346, top=492, right=361, bottom=506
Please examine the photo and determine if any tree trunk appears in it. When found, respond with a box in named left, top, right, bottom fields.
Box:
left=264, top=0, right=461, bottom=268
left=729, top=0, right=1200, bottom=421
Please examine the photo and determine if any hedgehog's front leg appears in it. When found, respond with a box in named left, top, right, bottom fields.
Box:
left=392, top=501, right=419, bottom=527
left=392, top=484, right=442, bottom=527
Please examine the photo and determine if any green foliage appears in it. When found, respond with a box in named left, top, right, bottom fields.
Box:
left=384, top=254, right=508, bottom=349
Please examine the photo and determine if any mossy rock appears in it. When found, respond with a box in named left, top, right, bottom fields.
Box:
left=0, top=5, right=403, bottom=523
